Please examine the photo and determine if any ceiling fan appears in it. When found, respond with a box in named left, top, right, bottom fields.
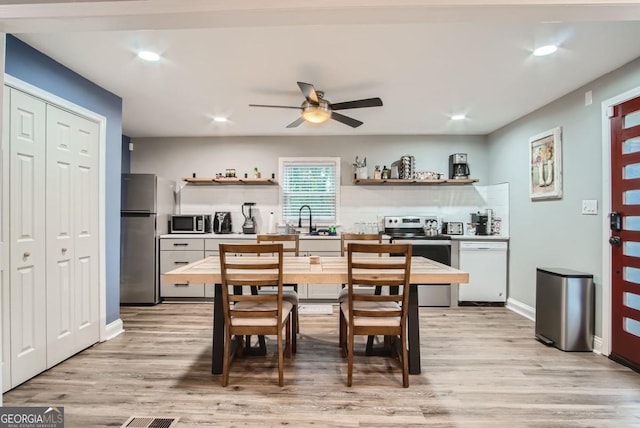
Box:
left=249, top=81, right=383, bottom=128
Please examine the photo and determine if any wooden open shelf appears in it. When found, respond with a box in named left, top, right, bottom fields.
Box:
left=183, top=177, right=277, bottom=185
left=353, top=178, right=478, bottom=185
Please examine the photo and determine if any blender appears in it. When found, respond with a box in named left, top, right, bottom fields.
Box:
left=242, top=202, right=257, bottom=234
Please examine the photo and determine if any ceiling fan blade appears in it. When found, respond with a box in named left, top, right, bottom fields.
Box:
left=331, top=112, right=363, bottom=128
left=330, top=97, right=383, bottom=111
left=286, top=116, right=306, bottom=128
left=249, top=104, right=302, bottom=110
left=297, top=81, right=319, bottom=104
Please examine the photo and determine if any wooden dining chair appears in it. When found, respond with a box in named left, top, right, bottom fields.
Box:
left=338, top=233, right=383, bottom=301
left=339, top=242, right=412, bottom=387
left=219, top=243, right=293, bottom=387
left=338, top=233, right=383, bottom=349
left=255, top=234, right=300, bottom=353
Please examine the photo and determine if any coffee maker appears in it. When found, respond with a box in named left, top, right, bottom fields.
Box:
left=242, top=202, right=257, bottom=234
left=449, top=153, right=471, bottom=179
left=471, top=210, right=492, bottom=235
left=213, top=211, right=232, bottom=234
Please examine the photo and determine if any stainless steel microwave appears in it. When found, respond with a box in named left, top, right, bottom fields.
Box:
left=170, top=214, right=212, bottom=234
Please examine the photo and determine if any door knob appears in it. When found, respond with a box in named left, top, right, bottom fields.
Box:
left=609, top=236, right=622, bottom=247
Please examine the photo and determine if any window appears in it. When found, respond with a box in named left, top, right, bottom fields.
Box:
left=279, top=157, right=340, bottom=226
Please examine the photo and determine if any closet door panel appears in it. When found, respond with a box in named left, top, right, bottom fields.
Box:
left=9, top=89, right=46, bottom=387
left=46, top=105, right=76, bottom=367
left=71, top=114, right=100, bottom=351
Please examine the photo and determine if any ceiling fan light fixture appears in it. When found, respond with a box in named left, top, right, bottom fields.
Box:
left=533, top=44, right=558, bottom=57
left=137, top=50, right=160, bottom=61
left=302, top=104, right=332, bottom=124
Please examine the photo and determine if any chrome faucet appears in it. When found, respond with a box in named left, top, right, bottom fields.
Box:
left=298, top=205, right=314, bottom=234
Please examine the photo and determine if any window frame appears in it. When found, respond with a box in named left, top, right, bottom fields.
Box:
left=278, top=157, right=341, bottom=227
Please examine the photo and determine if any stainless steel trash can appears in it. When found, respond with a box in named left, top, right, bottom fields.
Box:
left=535, top=268, right=594, bottom=351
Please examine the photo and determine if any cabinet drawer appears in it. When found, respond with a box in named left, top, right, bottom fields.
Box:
left=161, top=282, right=205, bottom=298
left=205, top=238, right=248, bottom=251
left=160, top=250, right=204, bottom=273
left=161, top=238, right=205, bottom=251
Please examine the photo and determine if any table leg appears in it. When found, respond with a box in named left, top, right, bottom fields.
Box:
left=408, top=284, right=421, bottom=374
left=212, top=283, right=225, bottom=374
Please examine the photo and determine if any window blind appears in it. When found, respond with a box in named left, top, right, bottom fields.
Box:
left=281, top=159, right=338, bottom=225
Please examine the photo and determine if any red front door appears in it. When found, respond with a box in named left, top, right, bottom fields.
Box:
left=610, top=95, right=640, bottom=371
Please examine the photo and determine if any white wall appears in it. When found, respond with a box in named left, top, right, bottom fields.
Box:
left=487, top=57, right=640, bottom=337
left=130, top=135, right=505, bottom=233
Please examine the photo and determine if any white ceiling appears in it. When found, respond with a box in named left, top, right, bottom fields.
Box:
left=2, top=1, right=640, bottom=138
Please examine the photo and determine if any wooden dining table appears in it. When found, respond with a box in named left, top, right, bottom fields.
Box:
left=163, top=255, right=469, bottom=375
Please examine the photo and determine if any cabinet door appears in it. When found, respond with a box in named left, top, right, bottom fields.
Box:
left=45, top=106, right=100, bottom=367
left=9, top=89, right=47, bottom=387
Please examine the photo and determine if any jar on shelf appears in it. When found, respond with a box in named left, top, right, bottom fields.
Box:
left=374, top=165, right=382, bottom=180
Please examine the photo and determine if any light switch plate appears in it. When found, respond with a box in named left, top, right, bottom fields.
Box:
left=581, top=199, right=598, bottom=215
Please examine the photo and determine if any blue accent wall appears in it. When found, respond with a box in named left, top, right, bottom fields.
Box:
left=5, top=35, right=122, bottom=325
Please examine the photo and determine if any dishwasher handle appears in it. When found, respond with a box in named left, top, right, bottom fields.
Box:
left=459, top=241, right=508, bottom=250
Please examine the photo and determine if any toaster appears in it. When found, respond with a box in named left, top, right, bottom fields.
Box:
left=442, top=221, right=464, bottom=235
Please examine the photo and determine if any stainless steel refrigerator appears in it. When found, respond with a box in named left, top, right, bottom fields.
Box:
left=120, top=173, right=174, bottom=304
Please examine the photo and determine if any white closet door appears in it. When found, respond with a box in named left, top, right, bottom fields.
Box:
left=9, top=89, right=47, bottom=387
left=46, top=106, right=99, bottom=367
left=69, top=110, right=100, bottom=353
left=2, top=88, right=11, bottom=392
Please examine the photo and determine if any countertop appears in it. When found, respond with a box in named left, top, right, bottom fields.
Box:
left=160, top=233, right=509, bottom=241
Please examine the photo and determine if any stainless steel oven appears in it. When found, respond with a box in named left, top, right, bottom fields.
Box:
left=384, top=216, right=452, bottom=307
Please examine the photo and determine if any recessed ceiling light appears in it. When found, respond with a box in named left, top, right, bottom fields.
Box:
left=213, top=116, right=228, bottom=123
left=451, top=114, right=466, bottom=121
left=533, top=45, right=558, bottom=57
left=138, top=50, right=160, bottom=62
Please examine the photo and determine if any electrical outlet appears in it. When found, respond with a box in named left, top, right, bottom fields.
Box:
left=581, top=199, right=598, bottom=215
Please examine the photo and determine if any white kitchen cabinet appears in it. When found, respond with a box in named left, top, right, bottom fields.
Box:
left=2, top=87, right=101, bottom=391
left=160, top=238, right=205, bottom=298
left=300, top=238, right=340, bottom=300
left=458, top=241, right=508, bottom=303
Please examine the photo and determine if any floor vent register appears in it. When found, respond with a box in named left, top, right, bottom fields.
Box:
left=121, top=416, right=180, bottom=428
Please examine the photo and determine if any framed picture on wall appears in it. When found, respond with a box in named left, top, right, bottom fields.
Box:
left=529, top=126, right=562, bottom=200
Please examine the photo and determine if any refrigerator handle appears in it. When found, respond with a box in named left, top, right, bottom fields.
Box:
left=122, top=210, right=152, bottom=215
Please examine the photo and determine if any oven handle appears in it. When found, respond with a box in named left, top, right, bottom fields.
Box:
left=390, top=239, right=452, bottom=246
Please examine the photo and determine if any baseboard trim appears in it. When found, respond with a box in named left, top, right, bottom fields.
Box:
left=103, top=318, right=124, bottom=342
left=593, top=335, right=603, bottom=354
left=505, top=297, right=535, bottom=321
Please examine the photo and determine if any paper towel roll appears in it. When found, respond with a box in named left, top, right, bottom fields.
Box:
left=268, top=212, right=276, bottom=234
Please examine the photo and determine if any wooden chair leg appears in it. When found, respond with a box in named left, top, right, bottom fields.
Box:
left=278, top=320, right=285, bottom=387
left=347, top=327, right=354, bottom=387
left=291, top=306, right=298, bottom=354
left=285, top=316, right=292, bottom=358
left=222, top=328, right=231, bottom=387
left=401, top=329, right=409, bottom=388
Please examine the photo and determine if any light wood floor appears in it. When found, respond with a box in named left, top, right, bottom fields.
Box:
left=3, top=304, right=639, bottom=427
